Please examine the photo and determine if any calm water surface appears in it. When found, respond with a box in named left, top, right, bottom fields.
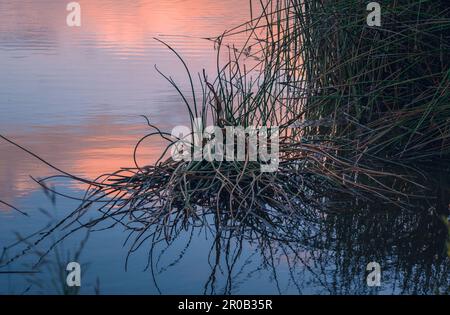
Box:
left=0, top=0, right=449, bottom=295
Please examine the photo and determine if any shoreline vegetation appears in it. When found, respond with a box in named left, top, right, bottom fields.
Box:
left=1, top=0, right=450, bottom=294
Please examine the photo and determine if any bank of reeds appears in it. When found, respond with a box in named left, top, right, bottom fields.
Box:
left=225, top=0, right=450, bottom=161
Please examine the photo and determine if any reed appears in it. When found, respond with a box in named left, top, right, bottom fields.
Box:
left=225, top=0, right=450, bottom=161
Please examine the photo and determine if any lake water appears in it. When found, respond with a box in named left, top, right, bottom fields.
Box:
left=0, top=0, right=449, bottom=295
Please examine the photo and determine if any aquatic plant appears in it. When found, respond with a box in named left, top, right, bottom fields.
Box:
left=1, top=0, right=449, bottom=294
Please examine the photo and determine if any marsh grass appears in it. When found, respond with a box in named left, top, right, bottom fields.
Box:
left=1, top=0, right=449, bottom=285
left=256, top=0, right=450, bottom=161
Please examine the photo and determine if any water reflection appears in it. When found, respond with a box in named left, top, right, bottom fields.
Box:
left=1, top=173, right=449, bottom=295
left=0, top=0, right=250, bottom=203
left=199, top=211, right=449, bottom=294
left=0, top=0, right=249, bottom=56
left=147, top=183, right=450, bottom=294
left=0, top=115, right=165, bottom=206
